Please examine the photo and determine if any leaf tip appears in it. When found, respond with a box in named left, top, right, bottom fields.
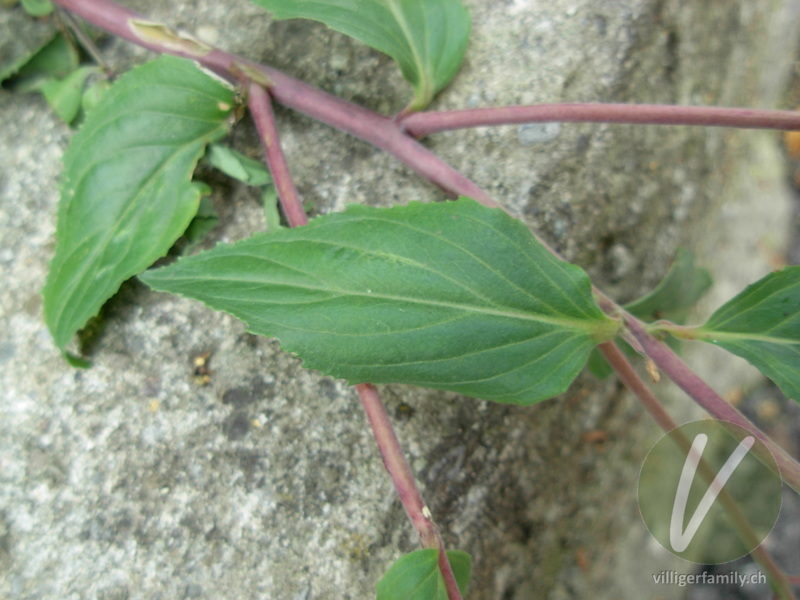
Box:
left=65, top=352, right=92, bottom=369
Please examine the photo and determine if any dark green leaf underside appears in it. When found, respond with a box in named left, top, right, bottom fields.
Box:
left=250, top=0, right=471, bottom=110
left=376, top=549, right=471, bottom=600
left=142, top=198, right=618, bottom=405
left=695, top=266, right=800, bottom=402
left=43, top=55, right=234, bottom=353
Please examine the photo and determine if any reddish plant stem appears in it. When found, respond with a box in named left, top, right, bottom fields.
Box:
left=246, top=83, right=308, bottom=228
left=247, top=83, right=461, bottom=599
left=598, top=342, right=796, bottom=600
left=399, top=103, right=800, bottom=138
left=354, top=383, right=438, bottom=547
left=625, top=316, right=800, bottom=494
left=356, top=384, right=463, bottom=600
left=597, top=342, right=676, bottom=433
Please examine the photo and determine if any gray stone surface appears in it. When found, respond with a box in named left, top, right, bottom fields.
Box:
left=1, top=1, right=798, bottom=599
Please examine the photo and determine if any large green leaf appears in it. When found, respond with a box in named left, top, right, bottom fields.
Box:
left=376, top=549, right=472, bottom=600
left=690, top=266, right=800, bottom=402
left=43, top=55, right=235, bottom=357
left=141, top=198, right=619, bottom=405
left=251, top=0, right=471, bottom=111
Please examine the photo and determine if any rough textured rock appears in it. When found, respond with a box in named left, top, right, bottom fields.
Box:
left=1, top=1, right=798, bottom=599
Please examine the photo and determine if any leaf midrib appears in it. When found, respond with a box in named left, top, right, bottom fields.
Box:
left=167, top=270, right=607, bottom=333
left=705, top=277, right=799, bottom=329
left=275, top=210, right=599, bottom=322
left=702, top=329, right=800, bottom=346
left=385, top=0, right=428, bottom=98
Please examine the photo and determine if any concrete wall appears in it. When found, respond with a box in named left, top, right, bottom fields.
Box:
left=1, top=0, right=798, bottom=598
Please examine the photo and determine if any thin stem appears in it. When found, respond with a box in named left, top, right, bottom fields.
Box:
left=356, top=384, right=462, bottom=600
left=598, top=343, right=796, bottom=600
left=247, top=83, right=308, bottom=228
left=625, top=316, right=800, bottom=494
left=399, top=103, right=800, bottom=138
left=55, top=6, right=115, bottom=77
left=753, top=547, right=796, bottom=600
left=247, top=83, right=461, bottom=598
left=597, top=342, right=675, bottom=432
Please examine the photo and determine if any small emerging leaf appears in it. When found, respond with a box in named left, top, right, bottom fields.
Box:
left=80, top=78, right=111, bottom=114
left=204, top=144, right=279, bottom=232
left=376, top=549, right=471, bottom=600
left=205, top=144, right=272, bottom=186
left=625, top=248, right=712, bottom=323
left=261, top=186, right=283, bottom=232
left=588, top=249, right=712, bottom=378
left=142, top=198, right=619, bottom=405
left=40, top=66, right=101, bottom=123
left=251, top=0, right=471, bottom=111
left=183, top=196, right=219, bottom=251
left=691, top=266, right=800, bottom=402
left=43, top=55, right=235, bottom=356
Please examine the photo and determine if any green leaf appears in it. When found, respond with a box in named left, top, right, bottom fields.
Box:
left=444, top=550, right=471, bottom=597
left=205, top=144, right=272, bottom=186
left=183, top=195, right=219, bottom=250
left=251, top=0, right=471, bottom=111
left=141, top=198, right=619, bottom=405
left=203, top=144, right=280, bottom=231
left=587, top=249, right=712, bottom=378
left=40, top=66, right=101, bottom=124
left=625, top=248, right=712, bottom=323
left=2, top=32, right=79, bottom=90
left=586, top=347, right=614, bottom=379
left=261, top=186, right=283, bottom=232
left=691, top=266, right=800, bottom=402
left=22, top=0, right=53, bottom=17
left=376, top=549, right=472, bottom=600
left=80, top=78, right=111, bottom=114
left=43, top=55, right=235, bottom=355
